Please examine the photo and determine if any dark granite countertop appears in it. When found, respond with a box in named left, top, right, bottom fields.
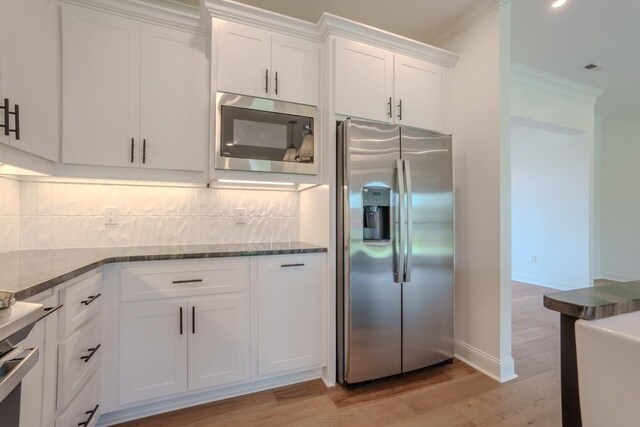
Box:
left=544, top=281, right=640, bottom=320
left=0, top=242, right=327, bottom=301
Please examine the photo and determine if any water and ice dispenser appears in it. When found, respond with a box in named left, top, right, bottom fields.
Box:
left=362, top=186, right=391, bottom=242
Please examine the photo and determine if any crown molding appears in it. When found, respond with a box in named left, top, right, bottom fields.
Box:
left=512, top=62, right=604, bottom=105
left=201, top=0, right=319, bottom=41
left=431, top=0, right=508, bottom=47
left=58, top=0, right=207, bottom=34
left=318, top=13, right=459, bottom=68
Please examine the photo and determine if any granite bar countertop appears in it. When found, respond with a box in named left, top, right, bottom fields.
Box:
left=0, top=242, right=327, bottom=301
left=544, top=281, right=640, bottom=320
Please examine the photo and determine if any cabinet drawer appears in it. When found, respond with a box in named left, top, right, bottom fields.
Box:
left=120, top=259, right=250, bottom=301
left=59, top=272, right=102, bottom=338
left=57, top=316, right=102, bottom=412
left=55, top=370, right=100, bottom=427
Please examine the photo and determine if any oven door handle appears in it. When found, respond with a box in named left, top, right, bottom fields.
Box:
left=0, top=347, right=39, bottom=403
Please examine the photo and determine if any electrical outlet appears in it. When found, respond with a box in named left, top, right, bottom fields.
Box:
left=234, top=208, right=246, bottom=224
left=104, top=207, right=119, bottom=225
left=531, top=255, right=537, bottom=263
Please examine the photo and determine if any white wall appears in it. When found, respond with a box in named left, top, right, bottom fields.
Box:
left=0, top=176, right=21, bottom=253
left=601, top=112, right=640, bottom=280
left=511, top=123, right=590, bottom=290
left=443, top=2, right=515, bottom=382
left=511, top=63, right=601, bottom=285
left=16, top=181, right=299, bottom=250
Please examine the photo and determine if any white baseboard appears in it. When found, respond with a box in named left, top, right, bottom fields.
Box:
left=600, top=272, right=640, bottom=282
left=512, top=272, right=586, bottom=290
left=97, top=368, right=323, bottom=426
left=454, top=339, right=517, bottom=383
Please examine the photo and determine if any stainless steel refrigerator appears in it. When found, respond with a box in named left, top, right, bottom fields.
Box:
left=337, top=119, right=454, bottom=386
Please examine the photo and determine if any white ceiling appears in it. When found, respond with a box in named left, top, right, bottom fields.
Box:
left=177, top=0, right=483, bottom=44
left=512, top=0, right=640, bottom=117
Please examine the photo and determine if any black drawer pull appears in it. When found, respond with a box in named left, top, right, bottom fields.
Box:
left=78, top=404, right=99, bottom=427
left=39, top=304, right=64, bottom=321
left=0, top=98, right=9, bottom=136
left=179, top=306, right=183, bottom=335
left=80, top=344, right=101, bottom=363
left=192, top=306, right=195, bottom=334
left=81, top=293, right=101, bottom=306
left=172, top=279, right=203, bottom=284
left=281, top=263, right=305, bottom=268
left=130, top=138, right=135, bottom=163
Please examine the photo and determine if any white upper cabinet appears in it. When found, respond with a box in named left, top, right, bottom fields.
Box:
left=216, top=20, right=319, bottom=106
left=335, top=38, right=394, bottom=123
left=394, top=54, right=443, bottom=131
left=335, top=39, right=445, bottom=132
left=271, top=34, right=319, bottom=106
left=0, top=0, right=60, bottom=161
left=62, top=4, right=208, bottom=172
left=62, top=6, right=140, bottom=168
left=217, top=21, right=271, bottom=99
left=140, top=25, right=209, bottom=172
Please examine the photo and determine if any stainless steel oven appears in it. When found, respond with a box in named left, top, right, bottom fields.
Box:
left=215, top=92, right=318, bottom=175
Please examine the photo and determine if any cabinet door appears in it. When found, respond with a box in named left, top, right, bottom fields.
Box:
left=271, top=34, right=319, bottom=106
left=394, top=54, right=443, bottom=131
left=216, top=20, right=271, bottom=98
left=139, top=25, right=208, bottom=171
left=188, top=295, right=249, bottom=390
left=62, top=5, right=141, bottom=168
left=0, top=0, right=60, bottom=160
left=257, top=255, right=325, bottom=377
left=335, top=38, right=394, bottom=123
left=119, top=299, right=188, bottom=405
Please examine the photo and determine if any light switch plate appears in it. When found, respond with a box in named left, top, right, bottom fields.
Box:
left=104, top=207, right=119, bottom=225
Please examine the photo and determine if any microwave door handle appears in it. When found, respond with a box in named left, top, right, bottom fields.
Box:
left=404, top=160, right=413, bottom=282
left=396, top=159, right=406, bottom=284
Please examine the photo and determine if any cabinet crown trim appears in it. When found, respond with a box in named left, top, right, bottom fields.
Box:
left=202, top=0, right=319, bottom=42
left=319, top=13, right=459, bottom=68
left=59, top=0, right=208, bottom=35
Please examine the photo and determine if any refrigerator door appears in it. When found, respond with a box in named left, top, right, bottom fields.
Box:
left=400, top=126, right=454, bottom=372
left=339, top=119, right=403, bottom=384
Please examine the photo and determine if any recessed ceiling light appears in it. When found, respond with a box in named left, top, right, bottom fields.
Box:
left=552, top=0, right=567, bottom=8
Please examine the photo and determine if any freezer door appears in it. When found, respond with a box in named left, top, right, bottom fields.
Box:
left=339, top=119, right=403, bottom=384
left=401, top=127, right=454, bottom=372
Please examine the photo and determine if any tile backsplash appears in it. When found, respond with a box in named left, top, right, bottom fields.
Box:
left=0, top=177, right=21, bottom=253
left=16, top=181, right=299, bottom=251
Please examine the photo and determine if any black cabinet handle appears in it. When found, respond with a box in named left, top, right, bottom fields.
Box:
left=265, top=69, right=269, bottom=93
left=142, top=139, right=147, bottom=164
left=1, top=99, right=20, bottom=140
left=172, top=279, right=203, bottom=284
left=398, top=99, right=403, bottom=121
left=192, top=306, right=195, bottom=334
left=179, top=307, right=183, bottom=335
left=387, top=97, right=392, bottom=118
left=80, top=344, right=101, bottom=363
left=81, top=293, right=101, bottom=306
left=0, top=98, right=8, bottom=136
left=130, top=138, right=135, bottom=163
left=275, top=71, right=278, bottom=95
left=281, top=263, right=305, bottom=268
left=39, top=304, right=64, bottom=322
left=10, top=103, right=19, bottom=140
left=77, top=404, right=99, bottom=427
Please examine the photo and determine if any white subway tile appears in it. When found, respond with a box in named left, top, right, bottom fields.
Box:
left=36, top=217, right=52, bottom=249
left=21, top=182, right=37, bottom=216
left=20, top=216, right=37, bottom=249
left=36, top=183, right=53, bottom=216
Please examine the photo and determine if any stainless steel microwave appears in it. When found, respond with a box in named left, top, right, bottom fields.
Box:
left=215, top=92, right=318, bottom=175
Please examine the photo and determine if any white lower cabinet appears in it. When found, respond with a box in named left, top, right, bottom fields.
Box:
left=20, top=293, right=59, bottom=427
left=257, top=255, right=325, bottom=377
left=119, top=294, right=250, bottom=405
left=55, top=370, right=101, bottom=427
left=119, top=299, right=188, bottom=405
left=188, top=295, right=250, bottom=390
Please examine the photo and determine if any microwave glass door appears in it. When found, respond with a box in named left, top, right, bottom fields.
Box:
left=215, top=93, right=318, bottom=175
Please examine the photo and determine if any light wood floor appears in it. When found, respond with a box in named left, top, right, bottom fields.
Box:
left=118, top=281, right=561, bottom=426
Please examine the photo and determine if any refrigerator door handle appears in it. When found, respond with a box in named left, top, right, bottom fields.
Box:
left=404, top=159, right=414, bottom=282
left=396, top=159, right=406, bottom=283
